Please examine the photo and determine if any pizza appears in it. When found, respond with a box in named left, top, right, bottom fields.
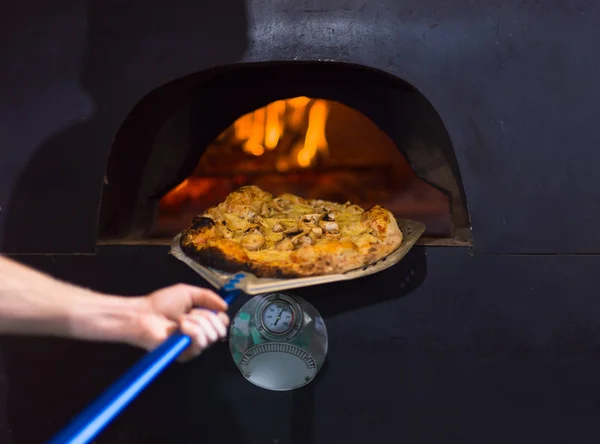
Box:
left=179, top=185, right=403, bottom=278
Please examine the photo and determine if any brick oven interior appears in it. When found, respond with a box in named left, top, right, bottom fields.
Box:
left=1, top=1, right=600, bottom=443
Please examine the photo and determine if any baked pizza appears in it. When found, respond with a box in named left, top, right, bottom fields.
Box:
left=179, top=185, right=403, bottom=278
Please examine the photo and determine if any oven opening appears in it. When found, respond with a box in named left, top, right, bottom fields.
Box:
left=156, top=97, right=451, bottom=239
left=98, top=62, right=471, bottom=247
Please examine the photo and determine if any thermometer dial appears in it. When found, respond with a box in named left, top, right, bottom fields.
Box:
left=260, top=300, right=296, bottom=335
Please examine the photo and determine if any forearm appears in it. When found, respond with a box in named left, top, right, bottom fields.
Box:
left=0, top=256, right=143, bottom=344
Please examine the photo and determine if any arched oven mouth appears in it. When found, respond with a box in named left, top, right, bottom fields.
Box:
left=98, top=61, right=471, bottom=248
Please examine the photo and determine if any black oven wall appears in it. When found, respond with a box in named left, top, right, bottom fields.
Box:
left=1, top=1, right=599, bottom=253
left=1, top=2, right=600, bottom=444
left=3, top=247, right=600, bottom=444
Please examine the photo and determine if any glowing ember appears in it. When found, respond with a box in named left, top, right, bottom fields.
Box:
left=161, top=178, right=214, bottom=208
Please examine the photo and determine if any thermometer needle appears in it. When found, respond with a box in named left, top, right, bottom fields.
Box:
left=273, top=307, right=285, bottom=326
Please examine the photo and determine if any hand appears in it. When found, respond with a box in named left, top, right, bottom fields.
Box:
left=131, top=284, right=230, bottom=362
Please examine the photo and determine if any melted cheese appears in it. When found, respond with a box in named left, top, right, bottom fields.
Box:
left=222, top=213, right=249, bottom=231
left=194, top=185, right=402, bottom=269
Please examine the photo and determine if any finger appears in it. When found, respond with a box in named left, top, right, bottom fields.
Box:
left=217, top=312, right=230, bottom=327
left=181, top=319, right=209, bottom=349
left=174, top=284, right=229, bottom=312
left=215, top=313, right=230, bottom=342
left=205, top=311, right=228, bottom=338
left=131, top=314, right=178, bottom=352
left=197, top=315, right=219, bottom=342
left=186, top=310, right=220, bottom=343
left=178, top=319, right=207, bottom=362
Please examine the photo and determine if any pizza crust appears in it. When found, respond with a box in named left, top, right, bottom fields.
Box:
left=179, top=185, right=403, bottom=278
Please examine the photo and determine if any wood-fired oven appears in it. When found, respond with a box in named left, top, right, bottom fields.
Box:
left=1, top=1, right=600, bottom=443
left=98, top=62, right=471, bottom=245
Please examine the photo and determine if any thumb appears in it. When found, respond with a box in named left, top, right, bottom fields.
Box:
left=186, top=286, right=228, bottom=311
left=135, top=316, right=178, bottom=351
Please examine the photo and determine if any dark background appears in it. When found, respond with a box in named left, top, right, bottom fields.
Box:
left=1, top=0, right=600, bottom=443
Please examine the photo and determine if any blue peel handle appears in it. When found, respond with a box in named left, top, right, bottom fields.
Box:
left=47, top=285, right=242, bottom=444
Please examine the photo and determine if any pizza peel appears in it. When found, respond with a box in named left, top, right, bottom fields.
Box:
left=170, top=218, right=426, bottom=294
left=48, top=219, right=424, bottom=443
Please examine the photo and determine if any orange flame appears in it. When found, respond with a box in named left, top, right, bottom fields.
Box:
left=234, top=97, right=329, bottom=166
left=297, top=99, right=329, bottom=167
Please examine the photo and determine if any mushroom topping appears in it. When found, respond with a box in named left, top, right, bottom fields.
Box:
left=311, top=227, right=323, bottom=237
left=275, top=238, right=294, bottom=251
left=320, top=221, right=339, bottom=233
left=298, top=213, right=322, bottom=231
left=325, top=230, right=341, bottom=239
left=240, top=209, right=256, bottom=220
left=284, top=229, right=304, bottom=237
left=243, top=225, right=261, bottom=235
left=259, top=202, right=274, bottom=218
left=218, top=226, right=234, bottom=239
left=322, top=213, right=335, bottom=222
left=250, top=214, right=264, bottom=224
left=241, top=233, right=266, bottom=251
left=270, top=202, right=283, bottom=212
left=271, top=197, right=290, bottom=212
left=288, top=229, right=312, bottom=246
left=322, top=220, right=341, bottom=239
left=292, top=235, right=314, bottom=247
left=272, top=222, right=286, bottom=233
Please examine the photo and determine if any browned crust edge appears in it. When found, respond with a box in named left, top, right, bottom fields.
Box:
left=179, top=232, right=305, bottom=278
left=179, top=230, right=401, bottom=279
